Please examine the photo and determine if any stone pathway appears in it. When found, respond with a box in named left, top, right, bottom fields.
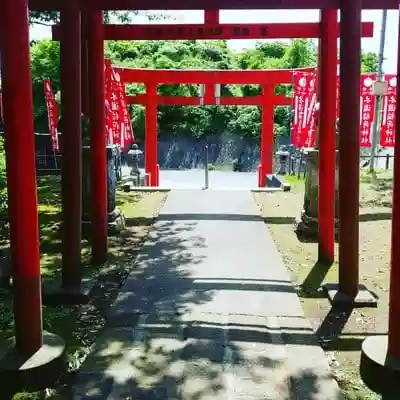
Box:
left=73, top=190, right=339, bottom=399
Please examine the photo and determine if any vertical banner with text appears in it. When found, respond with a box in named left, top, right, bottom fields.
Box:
left=359, top=74, right=377, bottom=148
left=379, top=74, right=397, bottom=147
left=291, top=71, right=317, bottom=149
left=336, top=59, right=340, bottom=119
left=113, top=69, right=134, bottom=151
left=104, top=59, right=114, bottom=145
left=43, top=79, right=59, bottom=152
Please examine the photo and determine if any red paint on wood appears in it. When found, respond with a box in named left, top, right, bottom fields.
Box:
left=318, top=9, right=337, bottom=265
left=204, top=10, right=219, bottom=25
left=2, top=0, right=43, bottom=355
left=126, top=95, right=292, bottom=106
left=338, top=0, right=362, bottom=297
left=388, top=9, right=400, bottom=358
left=259, top=86, right=275, bottom=185
left=29, top=0, right=400, bottom=12
left=145, top=84, right=158, bottom=187
left=117, top=67, right=315, bottom=85
left=52, top=22, right=374, bottom=41
left=59, top=1, right=83, bottom=289
left=87, top=10, right=108, bottom=265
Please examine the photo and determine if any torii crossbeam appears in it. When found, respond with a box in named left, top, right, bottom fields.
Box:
left=28, top=0, right=400, bottom=11
left=52, top=21, right=374, bottom=40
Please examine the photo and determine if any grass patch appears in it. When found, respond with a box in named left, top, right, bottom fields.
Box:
left=0, top=176, right=168, bottom=399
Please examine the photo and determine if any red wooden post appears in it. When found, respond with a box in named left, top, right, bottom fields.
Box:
left=145, top=83, right=158, bottom=187
left=81, top=12, right=89, bottom=116
left=60, top=1, right=83, bottom=288
left=204, top=83, right=215, bottom=105
left=26, top=0, right=400, bottom=11
left=388, top=10, right=400, bottom=358
left=51, top=21, right=374, bottom=41
left=360, top=15, right=400, bottom=385
left=204, top=10, right=219, bottom=25
left=87, top=10, right=108, bottom=265
left=259, top=85, right=274, bottom=187
left=1, top=0, right=43, bottom=355
left=338, top=1, right=361, bottom=296
left=318, top=9, right=337, bottom=265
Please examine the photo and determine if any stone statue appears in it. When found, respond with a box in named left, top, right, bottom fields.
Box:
left=295, top=111, right=340, bottom=240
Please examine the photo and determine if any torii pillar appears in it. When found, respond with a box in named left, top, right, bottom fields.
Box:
left=258, top=84, right=274, bottom=187
left=0, top=0, right=64, bottom=392
left=318, top=9, right=337, bottom=265
left=323, top=0, right=375, bottom=306
left=360, top=6, right=400, bottom=395
left=145, top=83, right=159, bottom=187
left=43, top=0, right=87, bottom=304
left=87, top=10, right=108, bottom=265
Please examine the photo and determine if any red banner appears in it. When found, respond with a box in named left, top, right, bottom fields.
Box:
left=380, top=74, right=397, bottom=147
left=336, top=63, right=377, bottom=147
left=104, top=59, right=115, bottom=145
left=359, top=73, right=377, bottom=147
left=43, top=79, right=59, bottom=152
left=291, top=71, right=317, bottom=148
left=113, top=69, right=134, bottom=151
left=104, top=59, right=135, bottom=150
left=336, top=59, right=340, bottom=119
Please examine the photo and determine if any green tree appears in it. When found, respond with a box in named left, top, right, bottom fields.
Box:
left=30, top=37, right=378, bottom=140
left=31, top=40, right=60, bottom=132
left=361, top=52, right=379, bottom=73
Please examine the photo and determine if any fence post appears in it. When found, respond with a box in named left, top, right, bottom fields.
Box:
left=297, top=153, right=303, bottom=179
left=204, top=144, right=209, bottom=189
left=386, top=154, right=390, bottom=170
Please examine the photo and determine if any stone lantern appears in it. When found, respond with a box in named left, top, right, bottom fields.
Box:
left=123, top=143, right=148, bottom=190
left=128, top=143, right=143, bottom=178
left=276, top=145, right=290, bottom=175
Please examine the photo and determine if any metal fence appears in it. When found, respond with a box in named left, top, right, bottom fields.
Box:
left=36, top=151, right=61, bottom=176
left=360, top=154, right=394, bottom=170
left=273, top=149, right=395, bottom=179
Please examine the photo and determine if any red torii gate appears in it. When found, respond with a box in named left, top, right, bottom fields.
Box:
left=53, top=14, right=374, bottom=118
left=52, top=21, right=374, bottom=40
left=115, top=66, right=315, bottom=187
left=26, top=0, right=400, bottom=10
left=1, top=0, right=400, bottom=395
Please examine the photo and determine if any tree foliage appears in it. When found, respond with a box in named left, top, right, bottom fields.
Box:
left=30, top=37, right=378, bottom=141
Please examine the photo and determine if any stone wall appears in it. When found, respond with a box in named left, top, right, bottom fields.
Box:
left=34, top=132, right=291, bottom=172
left=138, top=132, right=291, bottom=171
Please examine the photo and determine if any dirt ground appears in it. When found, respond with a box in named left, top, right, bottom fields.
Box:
left=253, top=170, right=393, bottom=400
left=2, top=188, right=168, bottom=400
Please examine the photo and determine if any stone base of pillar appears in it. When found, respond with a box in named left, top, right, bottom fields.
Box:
left=0, top=331, right=65, bottom=397
left=360, top=335, right=400, bottom=396
left=42, top=277, right=94, bottom=306
left=295, top=209, right=339, bottom=241
left=323, top=283, right=377, bottom=307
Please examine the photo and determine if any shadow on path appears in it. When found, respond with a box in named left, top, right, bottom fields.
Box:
left=72, top=202, right=340, bottom=399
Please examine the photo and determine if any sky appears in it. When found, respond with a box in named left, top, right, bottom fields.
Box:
left=30, top=9, right=399, bottom=73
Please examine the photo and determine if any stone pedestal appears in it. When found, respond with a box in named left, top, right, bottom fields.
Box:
left=0, top=332, right=65, bottom=396
left=82, top=145, right=125, bottom=234
left=295, top=148, right=339, bottom=240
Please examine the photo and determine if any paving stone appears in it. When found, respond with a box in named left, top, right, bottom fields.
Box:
left=72, top=189, right=339, bottom=400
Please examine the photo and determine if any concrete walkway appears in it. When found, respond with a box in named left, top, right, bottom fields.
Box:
left=73, top=190, right=340, bottom=400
